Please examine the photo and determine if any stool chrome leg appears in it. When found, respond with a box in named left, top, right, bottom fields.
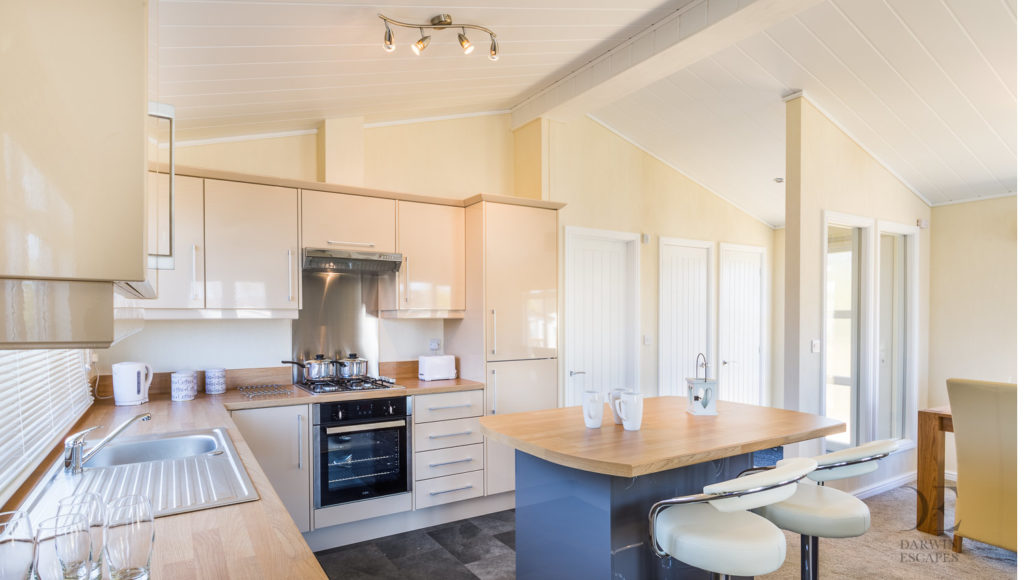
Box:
left=800, top=534, right=813, bottom=580
left=811, top=535, right=820, bottom=580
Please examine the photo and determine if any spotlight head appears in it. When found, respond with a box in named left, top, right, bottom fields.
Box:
left=412, top=31, right=431, bottom=55
left=458, top=31, right=474, bottom=54
left=383, top=23, right=395, bottom=52
left=489, top=36, right=499, bottom=61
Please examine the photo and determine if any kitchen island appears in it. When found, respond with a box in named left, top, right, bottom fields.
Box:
left=478, top=396, right=844, bottom=579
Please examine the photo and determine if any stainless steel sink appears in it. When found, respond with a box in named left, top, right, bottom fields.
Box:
left=24, top=428, right=259, bottom=520
left=83, top=432, right=220, bottom=468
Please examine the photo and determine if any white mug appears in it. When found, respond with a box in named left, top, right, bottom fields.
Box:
left=615, top=392, right=644, bottom=431
left=171, top=371, right=196, bottom=402
left=608, top=389, right=627, bottom=424
left=582, top=390, right=604, bottom=429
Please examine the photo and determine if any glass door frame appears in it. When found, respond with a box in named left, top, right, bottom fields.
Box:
left=821, top=213, right=920, bottom=450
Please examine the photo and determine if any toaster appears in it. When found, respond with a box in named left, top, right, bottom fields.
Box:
left=418, top=355, right=457, bottom=381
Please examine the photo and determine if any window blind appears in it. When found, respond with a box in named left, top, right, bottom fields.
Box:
left=0, top=349, right=93, bottom=507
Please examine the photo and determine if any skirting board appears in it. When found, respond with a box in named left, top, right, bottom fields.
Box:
left=848, top=471, right=917, bottom=500
left=303, top=492, right=515, bottom=552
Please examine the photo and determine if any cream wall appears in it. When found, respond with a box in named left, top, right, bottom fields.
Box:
left=771, top=227, right=786, bottom=408
left=548, top=117, right=777, bottom=399
left=363, top=114, right=515, bottom=199
left=784, top=97, right=931, bottom=455
left=929, top=196, right=1016, bottom=397
left=174, top=134, right=319, bottom=181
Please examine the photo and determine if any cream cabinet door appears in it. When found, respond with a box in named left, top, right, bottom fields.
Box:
left=485, top=358, right=558, bottom=495
left=0, top=0, right=147, bottom=282
left=301, top=190, right=396, bottom=252
left=205, top=180, right=299, bottom=310
left=393, top=201, right=465, bottom=311
left=232, top=405, right=311, bottom=532
left=485, top=204, right=557, bottom=361
left=145, top=175, right=205, bottom=309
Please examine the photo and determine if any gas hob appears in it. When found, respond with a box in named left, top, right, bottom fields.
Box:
left=294, top=376, right=398, bottom=395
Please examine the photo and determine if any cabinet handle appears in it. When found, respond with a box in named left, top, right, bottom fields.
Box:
left=287, top=249, right=294, bottom=302
left=327, top=240, right=375, bottom=247
left=297, top=414, right=303, bottom=470
left=429, top=484, right=473, bottom=496
left=491, top=369, right=497, bottom=415
left=427, top=403, right=473, bottom=411
left=428, top=457, right=474, bottom=468
left=428, top=430, right=473, bottom=439
left=190, top=244, right=199, bottom=300
left=404, top=257, right=410, bottom=304
left=491, top=310, right=497, bottom=355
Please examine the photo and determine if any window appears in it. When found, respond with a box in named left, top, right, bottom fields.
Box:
left=825, top=225, right=861, bottom=448
left=0, top=349, right=93, bottom=506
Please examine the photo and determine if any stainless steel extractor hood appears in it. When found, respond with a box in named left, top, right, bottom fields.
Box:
left=303, top=248, right=402, bottom=274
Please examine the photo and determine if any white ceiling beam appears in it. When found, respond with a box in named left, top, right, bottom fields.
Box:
left=510, top=0, right=823, bottom=129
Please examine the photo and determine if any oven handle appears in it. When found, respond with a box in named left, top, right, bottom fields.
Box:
left=325, top=420, right=407, bottom=434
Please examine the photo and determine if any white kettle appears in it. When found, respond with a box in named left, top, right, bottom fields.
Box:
left=111, top=362, right=153, bottom=406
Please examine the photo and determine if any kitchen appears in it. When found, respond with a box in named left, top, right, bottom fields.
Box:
left=1, top=0, right=1017, bottom=579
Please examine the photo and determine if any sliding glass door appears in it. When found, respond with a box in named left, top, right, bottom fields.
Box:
left=825, top=225, right=860, bottom=448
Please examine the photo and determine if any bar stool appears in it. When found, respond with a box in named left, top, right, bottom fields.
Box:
left=755, top=439, right=900, bottom=580
left=649, top=457, right=818, bottom=579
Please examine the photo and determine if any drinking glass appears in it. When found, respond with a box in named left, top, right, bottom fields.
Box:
left=0, top=510, right=34, bottom=580
left=34, top=513, right=91, bottom=580
left=105, top=495, right=154, bottom=580
left=56, top=494, right=105, bottom=579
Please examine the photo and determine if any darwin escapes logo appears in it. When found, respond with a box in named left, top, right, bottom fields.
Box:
left=899, top=539, right=960, bottom=563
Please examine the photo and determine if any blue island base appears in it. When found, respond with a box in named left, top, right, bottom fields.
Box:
left=515, top=450, right=755, bottom=580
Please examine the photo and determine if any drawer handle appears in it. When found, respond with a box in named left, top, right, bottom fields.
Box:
left=429, top=484, right=474, bottom=496
left=427, top=403, right=473, bottom=411
left=327, top=240, right=375, bottom=247
left=428, top=430, right=473, bottom=439
left=428, top=457, right=474, bottom=468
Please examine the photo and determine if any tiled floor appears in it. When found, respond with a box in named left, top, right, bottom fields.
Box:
left=315, top=510, right=516, bottom=580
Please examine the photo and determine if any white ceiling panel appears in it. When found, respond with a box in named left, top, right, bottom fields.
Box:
left=157, top=0, right=678, bottom=137
left=593, top=0, right=1016, bottom=223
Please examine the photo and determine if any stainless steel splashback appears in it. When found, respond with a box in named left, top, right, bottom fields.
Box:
left=291, top=272, right=380, bottom=382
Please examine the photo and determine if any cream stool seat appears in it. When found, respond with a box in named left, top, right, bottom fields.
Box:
left=650, top=457, right=818, bottom=579
left=758, top=481, right=870, bottom=538
left=656, top=503, right=786, bottom=577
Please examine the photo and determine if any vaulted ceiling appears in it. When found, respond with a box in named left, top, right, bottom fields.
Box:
left=158, top=0, right=1017, bottom=225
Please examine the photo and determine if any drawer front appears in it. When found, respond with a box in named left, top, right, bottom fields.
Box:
left=415, top=470, right=484, bottom=509
left=414, top=417, right=482, bottom=452
left=414, top=443, right=484, bottom=481
left=414, top=390, right=484, bottom=423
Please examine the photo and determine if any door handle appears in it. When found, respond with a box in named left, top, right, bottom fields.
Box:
left=491, top=309, right=497, bottom=355
left=287, top=249, right=294, bottom=302
left=404, top=256, right=410, bottom=303
left=190, top=244, right=200, bottom=300
left=491, top=369, right=497, bottom=415
left=327, top=240, right=375, bottom=247
left=296, top=414, right=303, bottom=470
left=569, top=371, right=586, bottom=377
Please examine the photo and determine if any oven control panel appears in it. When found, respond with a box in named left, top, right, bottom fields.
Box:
left=316, top=396, right=409, bottom=425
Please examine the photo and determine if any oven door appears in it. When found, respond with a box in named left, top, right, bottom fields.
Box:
left=316, top=418, right=410, bottom=508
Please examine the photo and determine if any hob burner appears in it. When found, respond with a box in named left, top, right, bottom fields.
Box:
left=296, top=376, right=398, bottom=395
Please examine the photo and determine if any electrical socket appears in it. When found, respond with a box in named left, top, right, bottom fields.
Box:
left=429, top=338, right=441, bottom=352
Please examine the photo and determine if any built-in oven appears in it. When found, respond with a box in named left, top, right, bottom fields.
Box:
left=312, top=396, right=411, bottom=509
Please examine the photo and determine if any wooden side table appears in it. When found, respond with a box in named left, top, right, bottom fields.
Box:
left=917, top=406, right=953, bottom=535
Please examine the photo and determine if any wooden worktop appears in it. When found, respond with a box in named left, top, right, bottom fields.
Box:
left=6, top=372, right=485, bottom=578
left=478, top=397, right=845, bottom=477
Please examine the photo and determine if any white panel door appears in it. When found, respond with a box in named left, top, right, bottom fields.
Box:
left=718, top=244, right=766, bottom=405
left=565, top=228, right=639, bottom=405
left=484, top=358, right=558, bottom=495
left=659, top=239, right=713, bottom=396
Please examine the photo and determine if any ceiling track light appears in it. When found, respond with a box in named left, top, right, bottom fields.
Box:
left=378, top=13, right=498, bottom=60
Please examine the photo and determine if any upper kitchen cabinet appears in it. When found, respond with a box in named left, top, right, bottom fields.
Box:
left=380, top=202, right=466, bottom=317
left=0, top=0, right=147, bottom=282
left=484, top=203, right=557, bottom=361
left=205, top=180, right=299, bottom=310
left=301, top=190, right=396, bottom=252
left=144, top=175, right=205, bottom=309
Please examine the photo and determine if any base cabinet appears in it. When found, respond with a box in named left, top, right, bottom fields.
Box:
left=485, top=359, right=558, bottom=495
left=232, top=405, right=311, bottom=532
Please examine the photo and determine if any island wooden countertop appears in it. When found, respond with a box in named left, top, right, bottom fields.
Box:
left=478, top=397, right=845, bottom=477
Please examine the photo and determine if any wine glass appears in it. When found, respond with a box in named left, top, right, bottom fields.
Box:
left=34, top=513, right=91, bottom=580
left=104, top=495, right=154, bottom=580
left=0, top=510, right=34, bottom=580
left=56, top=494, right=104, bottom=579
